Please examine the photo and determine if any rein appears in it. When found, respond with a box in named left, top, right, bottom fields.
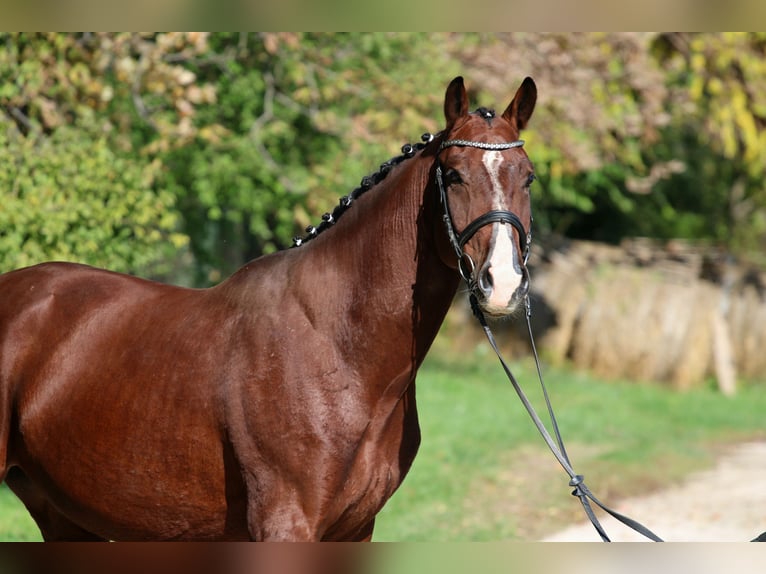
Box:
left=438, top=137, right=663, bottom=542
left=470, top=294, right=663, bottom=542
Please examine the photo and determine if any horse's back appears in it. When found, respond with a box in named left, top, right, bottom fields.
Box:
left=0, top=261, right=175, bottom=327
left=0, top=261, right=202, bottom=399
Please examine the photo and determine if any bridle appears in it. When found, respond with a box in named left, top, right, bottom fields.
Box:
left=435, top=135, right=663, bottom=543
left=435, top=138, right=532, bottom=291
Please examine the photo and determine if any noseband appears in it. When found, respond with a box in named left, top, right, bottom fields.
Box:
left=435, top=138, right=532, bottom=288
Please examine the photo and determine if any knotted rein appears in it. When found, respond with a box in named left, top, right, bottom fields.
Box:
left=436, top=137, right=663, bottom=542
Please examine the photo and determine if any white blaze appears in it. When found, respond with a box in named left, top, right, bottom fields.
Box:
left=482, top=150, right=506, bottom=211
left=480, top=150, right=525, bottom=310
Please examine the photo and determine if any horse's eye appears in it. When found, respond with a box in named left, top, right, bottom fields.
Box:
left=525, top=173, right=536, bottom=187
left=444, top=168, right=463, bottom=186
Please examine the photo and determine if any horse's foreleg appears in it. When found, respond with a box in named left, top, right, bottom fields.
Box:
left=352, top=519, right=375, bottom=542
left=246, top=497, right=376, bottom=541
left=247, top=501, right=319, bottom=541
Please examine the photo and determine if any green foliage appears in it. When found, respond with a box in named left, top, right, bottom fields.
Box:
left=0, top=32, right=199, bottom=275
left=158, top=32, right=458, bottom=284
left=466, top=33, right=766, bottom=256
left=0, top=124, right=185, bottom=274
left=462, top=33, right=671, bottom=237
left=649, top=32, right=766, bottom=254
left=3, top=33, right=766, bottom=282
left=374, top=352, right=766, bottom=541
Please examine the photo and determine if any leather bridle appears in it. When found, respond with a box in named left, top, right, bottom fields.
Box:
left=435, top=138, right=531, bottom=291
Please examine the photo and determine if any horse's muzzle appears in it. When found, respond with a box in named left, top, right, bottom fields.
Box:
left=475, top=261, right=529, bottom=317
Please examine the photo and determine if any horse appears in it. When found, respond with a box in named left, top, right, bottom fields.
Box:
left=0, top=75, right=537, bottom=541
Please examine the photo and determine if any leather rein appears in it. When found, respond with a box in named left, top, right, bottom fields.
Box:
left=437, top=137, right=663, bottom=542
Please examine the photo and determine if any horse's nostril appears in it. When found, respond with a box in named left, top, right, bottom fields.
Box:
left=479, top=266, right=494, bottom=295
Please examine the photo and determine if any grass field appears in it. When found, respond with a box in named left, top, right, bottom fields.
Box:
left=373, top=347, right=766, bottom=541
left=1, top=347, right=764, bottom=542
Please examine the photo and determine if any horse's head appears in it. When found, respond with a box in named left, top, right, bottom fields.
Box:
left=435, top=76, right=537, bottom=317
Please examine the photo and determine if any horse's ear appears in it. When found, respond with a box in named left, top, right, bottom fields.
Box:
left=502, top=76, right=537, bottom=131
left=444, top=76, right=469, bottom=127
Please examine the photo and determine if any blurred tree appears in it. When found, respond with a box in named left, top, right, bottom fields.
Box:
left=158, top=32, right=459, bottom=284
left=648, top=32, right=766, bottom=256
left=3, top=33, right=766, bottom=284
left=0, top=124, right=184, bottom=273
left=457, top=33, right=676, bottom=240
left=0, top=32, right=460, bottom=284
left=0, top=33, right=193, bottom=275
left=458, top=32, right=766, bottom=258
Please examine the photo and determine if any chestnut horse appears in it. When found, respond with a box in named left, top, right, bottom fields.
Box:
left=0, top=76, right=536, bottom=541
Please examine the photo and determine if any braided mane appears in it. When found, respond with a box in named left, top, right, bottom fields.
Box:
left=291, top=132, right=437, bottom=247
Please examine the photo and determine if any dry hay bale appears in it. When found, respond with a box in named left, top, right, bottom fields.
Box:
left=444, top=236, right=766, bottom=390
left=670, top=285, right=717, bottom=390
left=565, top=264, right=717, bottom=388
left=531, top=249, right=590, bottom=362
left=727, top=286, right=766, bottom=379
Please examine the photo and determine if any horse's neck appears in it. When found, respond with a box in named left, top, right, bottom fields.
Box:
left=221, top=154, right=458, bottom=402
left=287, top=155, right=458, bottom=380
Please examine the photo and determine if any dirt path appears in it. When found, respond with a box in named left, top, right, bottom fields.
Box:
left=543, top=442, right=766, bottom=542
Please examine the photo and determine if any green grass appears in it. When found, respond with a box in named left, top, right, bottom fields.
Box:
left=1, top=348, right=764, bottom=542
left=372, top=348, right=766, bottom=541
left=0, top=485, right=40, bottom=541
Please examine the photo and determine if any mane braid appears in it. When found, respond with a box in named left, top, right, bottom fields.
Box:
left=291, top=132, right=437, bottom=247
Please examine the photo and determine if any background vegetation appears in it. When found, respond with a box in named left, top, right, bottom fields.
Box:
left=3, top=33, right=766, bottom=284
